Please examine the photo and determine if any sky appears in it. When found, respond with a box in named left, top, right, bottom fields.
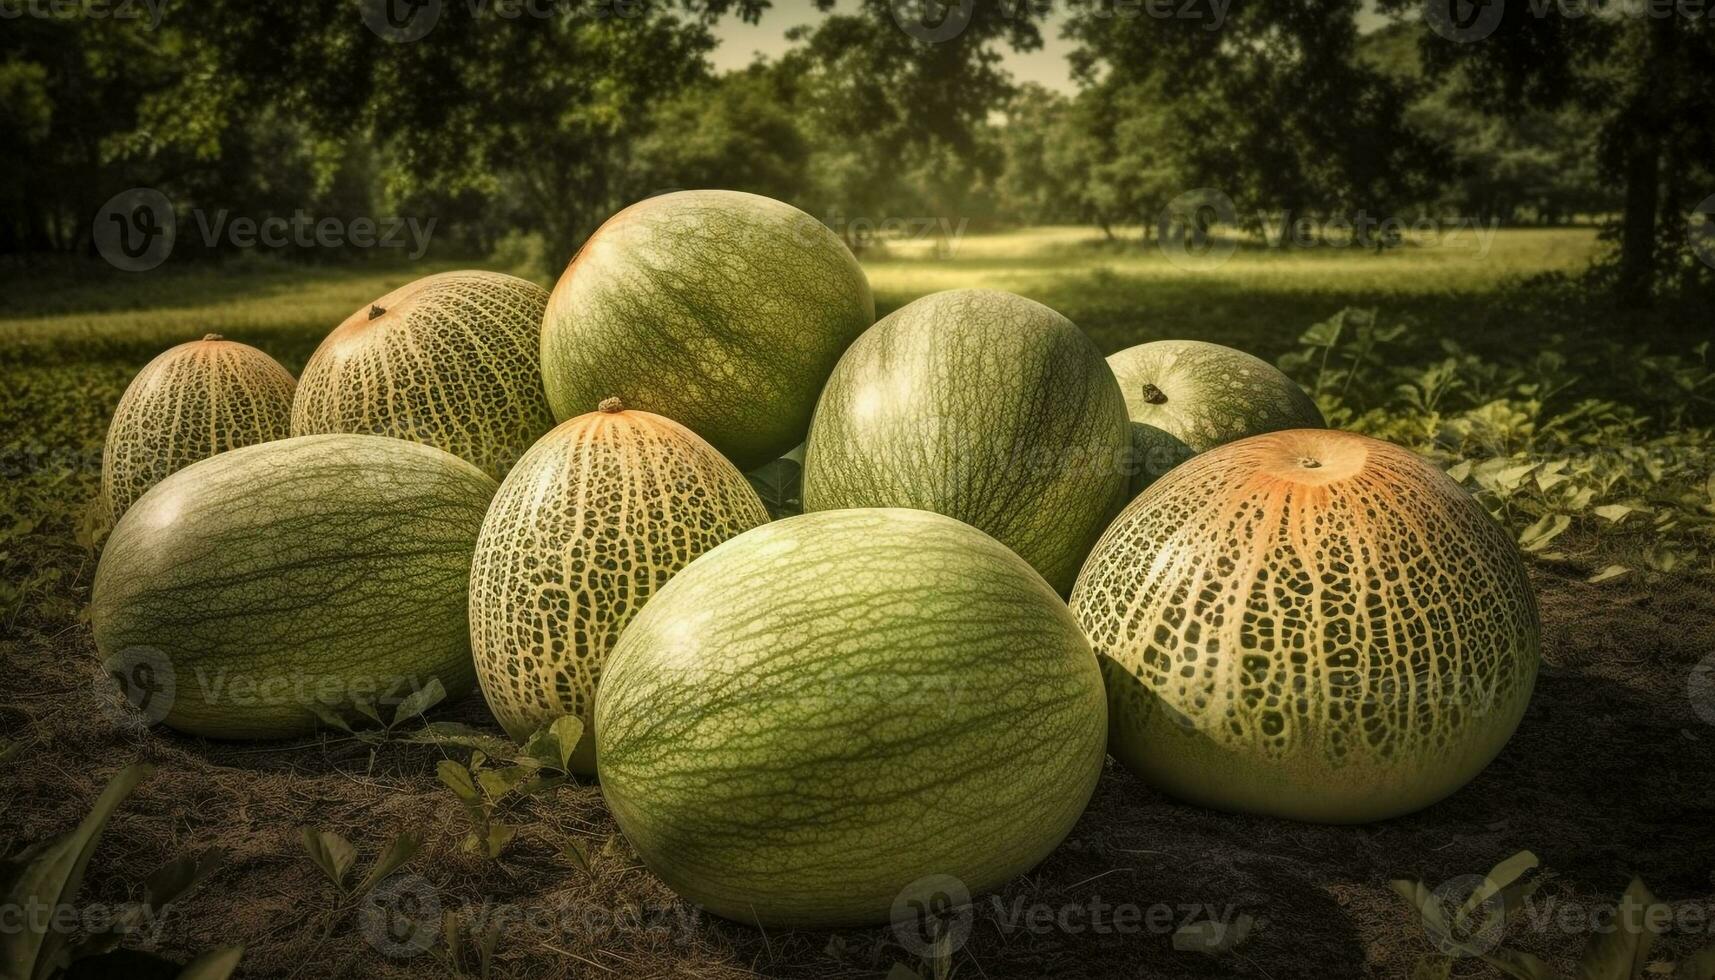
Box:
left=710, top=0, right=1399, bottom=93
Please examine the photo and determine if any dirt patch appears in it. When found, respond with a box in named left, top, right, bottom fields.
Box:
left=5, top=566, right=1714, bottom=979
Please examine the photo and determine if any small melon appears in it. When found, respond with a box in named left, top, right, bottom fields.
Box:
left=102, top=334, right=296, bottom=521
left=292, top=270, right=555, bottom=478
left=1107, top=340, right=1325, bottom=493
left=1070, top=429, right=1538, bottom=822
left=469, top=397, right=770, bottom=770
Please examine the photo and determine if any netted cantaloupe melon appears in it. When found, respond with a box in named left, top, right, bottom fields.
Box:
left=469, top=397, right=770, bottom=770
left=292, top=270, right=555, bottom=478
left=102, top=334, right=296, bottom=521
left=1069, top=429, right=1539, bottom=823
left=1107, top=339, right=1325, bottom=494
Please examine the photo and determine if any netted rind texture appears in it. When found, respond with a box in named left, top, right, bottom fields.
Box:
left=802, top=288, right=1131, bottom=594
left=1107, top=340, right=1326, bottom=494
left=102, top=337, right=296, bottom=521
left=1068, top=429, right=1539, bottom=823
left=595, top=508, right=1108, bottom=928
left=469, top=408, right=770, bottom=770
left=91, top=435, right=497, bottom=739
left=292, top=270, right=554, bottom=479
left=540, top=190, right=875, bottom=471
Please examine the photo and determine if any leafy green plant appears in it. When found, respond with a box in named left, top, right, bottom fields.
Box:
left=307, top=678, right=447, bottom=745
left=298, top=829, right=421, bottom=901
left=434, top=909, right=502, bottom=979
left=1391, top=851, right=1715, bottom=980
left=0, top=764, right=241, bottom=980
left=1279, top=309, right=1715, bottom=577
left=435, top=717, right=584, bottom=858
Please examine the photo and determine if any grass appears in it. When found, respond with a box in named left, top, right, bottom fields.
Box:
left=3, top=227, right=1714, bottom=979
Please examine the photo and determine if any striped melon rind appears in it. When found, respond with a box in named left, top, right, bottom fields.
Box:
left=292, top=270, right=555, bottom=479
left=595, top=508, right=1108, bottom=928
left=1107, top=339, right=1326, bottom=494
left=540, top=190, right=875, bottom=471
left=91, top=435, right=497, bottom=739
left=802, top=288, right=1131, bottom=594
left=1069, top=429, right=1539, bottom=823
left=102, top=334, right=296, bottom=521
left=469, top=398, right=771, bottom=770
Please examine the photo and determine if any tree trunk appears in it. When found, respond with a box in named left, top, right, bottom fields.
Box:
left=1615, top=14, right=1677, bottom=308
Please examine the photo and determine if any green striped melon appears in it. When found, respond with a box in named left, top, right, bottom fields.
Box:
left=469, top=397, right=771, bottom=770
left=540, top=190, right=874, bottom=470
left=802, top=289, right=1130, bottom=594
left=102, top=334, right=296, bottom=521
left=1069, top=429, right=1539, bottom=823
left=1107, top=339, right=1326, bottom=494
left=292, top=270, right=554, bottom=478
left=595, top=508, right=1107, bottom=928
left=91, top=435, right=497, bottom=739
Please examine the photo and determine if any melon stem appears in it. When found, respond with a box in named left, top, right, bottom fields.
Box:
left=202, top=333, right=225, bottom=342
left=368, top=305, right=387, bottom=321
left=1140, top=383, right=1168, bottom=405
left=599, top=396, right=625, bottom=414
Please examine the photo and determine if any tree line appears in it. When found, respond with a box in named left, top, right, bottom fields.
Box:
left=2, top=0, right=1710, bottom=302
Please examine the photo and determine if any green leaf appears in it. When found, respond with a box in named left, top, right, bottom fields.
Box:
left=885, top=964, right=925, bottom=980
left=1172, top=914, right=1253, bottom=954
left=482, top=824, right=517, bottom=859
left=392, top=678, right=447, bottom=728
left=1677, top=943, right=1715, bottom=980
left=1593, top=504, right=1642, bottom=523
left=437, top=761, right=480, bottom=803
left=145, top=847, right=226, bottom=912
left=1519, top=514, right=1572, bottom=552
left=477, top=766, right=529, bottom=802
left=299, top=829, right=357, bottom=892
left=354, top=833, right=422, bottom=897
left=1587, top=565, right=1631, bottom=584
left=1456, top=851, right=1539, bottom=931
left=307, top=703, right=354, bottom=734
left=560, top=838, right=592, bottom=875
left=1577, top=878, right=1665, bottom=980
left=1410, top=955, right=1453, bottom=980
left=353, top=699, right=386, bottom=728
left=175, top=946, right=244, bottom=980
left=0, top=763, right=150, bottom=980
left=409, top=722, right=515, bottom=759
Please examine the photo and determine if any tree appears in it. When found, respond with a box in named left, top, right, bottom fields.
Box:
left=1375, top=0, right=1715, bottom=304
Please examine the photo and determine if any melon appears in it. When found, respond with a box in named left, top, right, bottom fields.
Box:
left=1069, top=429, right=1539, bottom=823
left=540, top=190, right=874, bottom=470
left=102, top=334, right=296, bottom=521
left=469, top=397, right=771, bottom=769
left=595, top=508, right=1107, bottom=928
left=802, top=289, right=1130, bottom=594
left=291, top=270, right=555, bottom=478
left=90, top=435, right=497, bottom=739
left=1107, top=339, right=1325, bottom=494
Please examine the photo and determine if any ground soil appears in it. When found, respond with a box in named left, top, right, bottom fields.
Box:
left=5, top=560, right=1714, bottom=980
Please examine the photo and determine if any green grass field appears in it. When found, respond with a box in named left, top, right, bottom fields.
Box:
left=3, top=227, right=1714, bottom=979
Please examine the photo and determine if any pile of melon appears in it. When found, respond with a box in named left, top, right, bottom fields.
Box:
left=91, top=189, right=1538, bottom=928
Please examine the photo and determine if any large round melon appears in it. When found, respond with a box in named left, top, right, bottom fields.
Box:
left=102, top=334, right=296, bottom=521
left=1107, top=339, right=1325, bottom=493
left=1069, top=429, right=1538, bottom=823
left=292, top=270, right=554, bottom=479
left=470, top=397, right=770, bottom=769
left=595, top=508, right=1107, bottom=928
left=802, top=289, right=1130, bottom=594
left=540, top=190, right=874, bottom=470
left=91, top=435, right=497, bottom=739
